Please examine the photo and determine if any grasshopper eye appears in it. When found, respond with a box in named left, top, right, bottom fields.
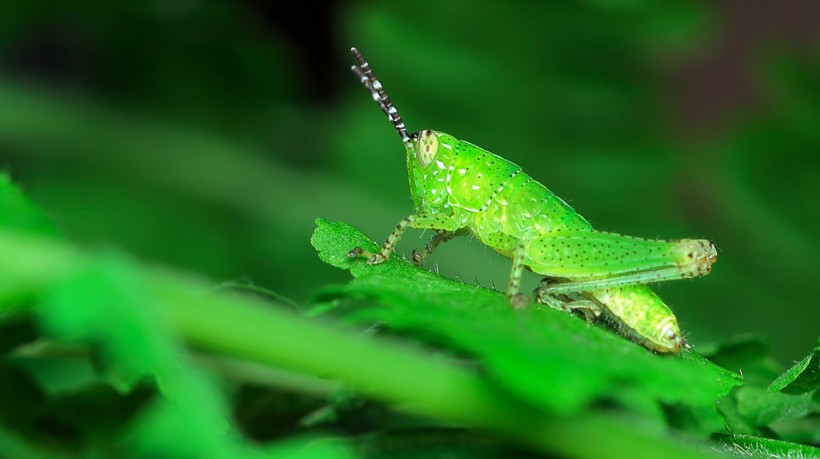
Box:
left=416, top=130, right=439, bottom=168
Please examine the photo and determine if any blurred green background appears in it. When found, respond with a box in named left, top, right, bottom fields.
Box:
left=0, top=1, right=816, bottom=363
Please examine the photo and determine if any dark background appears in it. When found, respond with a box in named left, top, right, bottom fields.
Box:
left=0, top=1, right=817, bottom=362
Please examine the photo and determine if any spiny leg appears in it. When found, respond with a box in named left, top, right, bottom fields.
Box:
left=348, top=213, right=465, bottom=265
left=528, top=231, right=717, bottom=295
left=348, top=216, right=415, bottom=264
left=507, top=242, right=530, bottom=308
left=535, top=278, right=602, bottom=322
left=412, top=230, right=456, bottom=266
left=539, top=260, right=713, bottom=295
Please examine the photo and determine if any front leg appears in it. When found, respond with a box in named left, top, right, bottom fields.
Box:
left=348, top=213, right=464, bottom=265
left=507, top=241, right=530, bottom=308
left=347, top=215, right=415, bottom=264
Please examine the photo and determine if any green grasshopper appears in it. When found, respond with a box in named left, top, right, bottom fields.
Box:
left=346, top=47, right=717, bottom=353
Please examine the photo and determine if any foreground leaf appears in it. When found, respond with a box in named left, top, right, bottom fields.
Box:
left=0, top=172, right=57, bottom=238
left=312, top=219, right=740, bottom=428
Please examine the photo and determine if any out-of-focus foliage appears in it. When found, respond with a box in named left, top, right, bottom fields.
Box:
left=0, top=1, right=817, bottom=458
left=0, top=182, right=817, bottom=457
left=0, top=1, right=816, bottom=361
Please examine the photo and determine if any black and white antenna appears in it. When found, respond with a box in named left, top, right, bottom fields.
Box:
left=350, top=47, right=411, bottom=146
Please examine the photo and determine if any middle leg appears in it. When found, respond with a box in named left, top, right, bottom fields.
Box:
left=412, top=230, right=456, bottom=266
left=507, top=242, right=530, bottom=308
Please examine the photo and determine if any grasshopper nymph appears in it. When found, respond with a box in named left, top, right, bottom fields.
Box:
left=346, top=47, right=717, bottom=353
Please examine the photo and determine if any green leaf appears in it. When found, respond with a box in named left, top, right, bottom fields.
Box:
left=38, top=253, right=172, bottom=393
left=41, top=382, right=153, bottom=448
left=0, top=427, right=70, bottom=459
left=264, top=436, right=357, bottom=459
left=311, top=219, right=741, bottom=423
left=702, top=336, right=783, bottom=387
left=715, top=394, right=763, bottom=437
left=0, top=314, right=38, bottom=354
left=334, top=428, right=540, bottom=459
left=0, top=172, right=57, bottom=238
left=707, top=344, right=820, bottom=445
left=768, top=343, right=820, bottom=395
left=735, top=386, right=816, bottom=426
left=769, top=414, right=820, bottom=447
left=717, top=434, right=820, bottom=458
left=9, top=343, right=100, bottom=397
left=0, top=362, right=45, bottom=431
left=0, top=174, right=59, bottom=331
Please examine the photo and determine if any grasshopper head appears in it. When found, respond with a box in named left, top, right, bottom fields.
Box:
left=350, top=49, right=459, bottom=168
left=406, top=130, right=457, bottom=168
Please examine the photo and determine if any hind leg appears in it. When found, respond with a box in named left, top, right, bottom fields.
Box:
left=535, top=278, right=602, bottom=322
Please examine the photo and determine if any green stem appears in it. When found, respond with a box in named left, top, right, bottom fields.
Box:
left=0, top=230, right=727, bottom=459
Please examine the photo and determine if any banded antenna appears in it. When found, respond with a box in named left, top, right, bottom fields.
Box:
left=350, top=47, right=411, bottom=145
